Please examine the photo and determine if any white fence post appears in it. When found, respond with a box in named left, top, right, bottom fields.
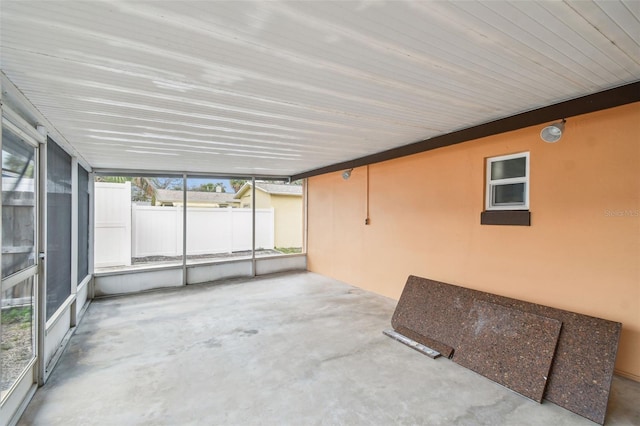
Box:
left=94, top=182, right=132, bottom=268
left=175, top=205, right=182, bottom=257
left=254, top=208, right=274, bottom=250
left=227, top=206, right=233, bottom=253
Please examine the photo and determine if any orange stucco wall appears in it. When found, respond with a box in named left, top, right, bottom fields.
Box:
left=307, top=103, right=640, bottom=380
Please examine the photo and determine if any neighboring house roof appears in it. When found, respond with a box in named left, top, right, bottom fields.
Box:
left=234, top=182, right=303, bottom=199
left=155, top=188, right=239, bottom=205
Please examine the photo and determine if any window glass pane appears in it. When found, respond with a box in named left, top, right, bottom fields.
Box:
left=491, top=157, right=526, bottom=180
left=2, top=128, right=36, bottom=278
left=94, top=176, right=183, bottom=270
left=493, top=183, right=525, bottom=205
left=47, top=139, right=72, bottom=320
left=78, top=165, right=90, bottom=282
left=185, top=177, right=254, bottom=265
left=1, top=277, right=35, bottom=400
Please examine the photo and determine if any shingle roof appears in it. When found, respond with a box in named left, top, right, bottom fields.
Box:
left=234, top=182, right=303, bottom=198
left=255, top=183, right=303, bottom=196
left=155, top=188, right=238, bottom=204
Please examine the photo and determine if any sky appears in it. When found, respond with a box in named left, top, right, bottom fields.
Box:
left=187, top=178, right=232, bottom=192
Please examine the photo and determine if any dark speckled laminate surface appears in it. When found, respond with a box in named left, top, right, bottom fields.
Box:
left=391, top=275, right=622, bottom=425
left=453, top=300, right=561, bottom=403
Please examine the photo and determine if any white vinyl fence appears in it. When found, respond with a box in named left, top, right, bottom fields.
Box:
left=132, top=206, right=274, bottom=257
left=95, top=182, right=132, bottom=268
left=94, top=183, right=275, bottom=268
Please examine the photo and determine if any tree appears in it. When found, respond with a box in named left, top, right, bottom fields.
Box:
left=153, top=177, right=182, bottom=190
left=3, top=152, right=35, bottom=179
left=230, top=179, right=247, bottom=193
left=95, top=176, right=127, bottom=184
left=192, top=182, right=227, bottom=193
left=94, top=176, right=182, bottom=205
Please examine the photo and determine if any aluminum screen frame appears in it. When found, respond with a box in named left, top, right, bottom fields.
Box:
left=46, top=138, right=72, bottom=320
left=77, top=165, right=89, bottom=283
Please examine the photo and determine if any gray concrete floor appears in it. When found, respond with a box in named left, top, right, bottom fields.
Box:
left=19, top=272, right=640, bottom=425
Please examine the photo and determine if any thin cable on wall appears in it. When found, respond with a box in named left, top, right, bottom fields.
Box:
left=365, top=165, right=370, bottom=225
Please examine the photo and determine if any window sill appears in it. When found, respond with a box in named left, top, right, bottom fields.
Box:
left=481, top=210, right=531, bottom=226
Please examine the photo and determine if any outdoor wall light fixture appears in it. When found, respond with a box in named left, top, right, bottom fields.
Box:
left=541, top=119, right=566, bottom=143
left=342, top=169, right=353, bottom=180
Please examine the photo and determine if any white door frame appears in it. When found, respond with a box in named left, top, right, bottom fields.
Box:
left=0, top=107, right=42, bottom=426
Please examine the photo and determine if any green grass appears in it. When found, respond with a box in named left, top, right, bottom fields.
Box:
left=1, top=306, right=32, bottom=325
left=275, top=247, right=303, bottom=254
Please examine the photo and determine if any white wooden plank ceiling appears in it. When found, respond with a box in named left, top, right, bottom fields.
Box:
left=1, top=1, right=639, bottom=177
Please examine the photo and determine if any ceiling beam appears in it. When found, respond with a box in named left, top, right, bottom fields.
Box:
left=92, top=168, right=291, bottom=181
left=291, top=81, right=640, bottom=181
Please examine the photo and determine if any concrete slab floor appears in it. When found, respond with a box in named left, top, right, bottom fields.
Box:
left=19, top=272, right=640, bottom=426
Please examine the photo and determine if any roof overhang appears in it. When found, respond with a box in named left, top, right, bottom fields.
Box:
left=292, top=81, right=640, bottom=180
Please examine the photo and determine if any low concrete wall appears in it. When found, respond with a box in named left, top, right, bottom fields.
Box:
left=187, top=260, right=252, bottom=284
left=94, top=255, right=307, bottom=296
left=94, top=268, right=183, bottom=297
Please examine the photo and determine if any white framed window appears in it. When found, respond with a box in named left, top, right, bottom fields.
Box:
left=485, top=152, right=529, bottom=211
